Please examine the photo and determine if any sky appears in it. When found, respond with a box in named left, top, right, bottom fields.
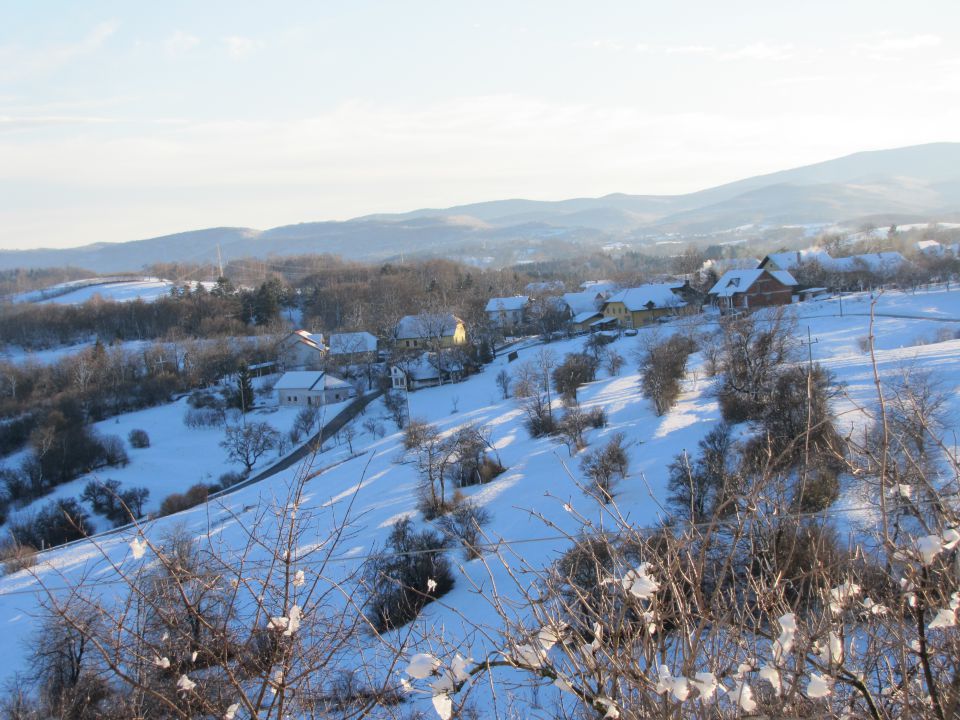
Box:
left=1, top=1, right=959, bottom=250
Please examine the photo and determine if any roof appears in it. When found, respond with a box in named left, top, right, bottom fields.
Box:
left=328, top=331, right=378, bottom=355
left=762, top=249, right=906, bottom=274
left=605, top=284, right=686, bottom=312
left=571, top=310, right=604, bottom=324
left=393, top=352, right=465, bottom=381
left=274, top=371, right=324, bottom=390
left=709, top=269, right=798, bottom=297
left=274, top=371, right=352, bottom=391
left=283, top=329, right=325, bottom=352
left=395, top=313, right=463, bottom=340
left=485, top=296, right=530, bottom=313
left=562, top=291, right=605, bottom=315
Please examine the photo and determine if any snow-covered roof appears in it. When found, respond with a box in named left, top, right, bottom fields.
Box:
left=581, top=280, right=617, bottom=293
left=762, top=249, right=906, bottom=275
left=284, top=329, right=325, bottom=351
left=485, top=296, right=530, bottom=313
left=709, top=269, right=798, bottom=297
left=395, top=314, right=463, bottom=340
left=762, top=249, right=833, bottom=271
left=393, top=352, right=465, bottom=381
left=830, top=252, right=906, bottom=273
left=605, top=284, right=686, bottom=311
left=274, top=371, right=324, bottom=391
left=571, top=310, right=604, bottom=324
left=274, top=371, right=351, bottom=391
left=562, top=291, right=605, bottom=315
left=328, top=331, right=378, bottom=355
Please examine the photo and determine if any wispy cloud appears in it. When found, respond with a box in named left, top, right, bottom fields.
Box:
left=720, top=42, right=795, bottom=61
left=0, top=20, right=119, bottom=82
left=852, top=32, right=942, bottom=59
left=223, top=36, right=262, bottom=58
left=164, top=30, right=200, bottom=56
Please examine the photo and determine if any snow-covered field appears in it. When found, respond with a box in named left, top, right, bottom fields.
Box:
left=2, top=288, right=960, bottom=712
left=11, top=277, right=215, bottom=305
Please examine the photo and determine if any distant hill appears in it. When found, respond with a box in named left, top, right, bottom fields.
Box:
left=3, top=142, right=960, bottom=272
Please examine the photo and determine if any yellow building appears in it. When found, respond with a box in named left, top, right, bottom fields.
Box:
left=602, top=284, right=691, bottom=329
left=393, top=313, right=468, bottom=350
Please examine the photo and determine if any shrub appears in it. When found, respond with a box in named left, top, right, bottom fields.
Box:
left=128, top=428, right=150, bottom=448
left=585, top=407, right=607, bottom=428
left=187, top=391, right=221, bottom=409
left=0, top=539, right=37, bottom=575
left=365, top=518, right=454, bottom=631
left=218, top=471, right=245, bottom=488
left=437, top=502, right=492, bottom=560
left=100, top=434, right=129, bottom=467
left=580, top=433, right=629, bottom=502
left=10, top=499, right=91, bottom=549
left=158, top=483, right=211, bottom=517
left=638, top=334, right=696, bottom=415
left=184, top=407, right=225, bottom=429
left=552, top=353, right=599, bottom=403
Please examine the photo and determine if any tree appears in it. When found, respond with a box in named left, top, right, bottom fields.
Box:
left=580, top=433, right=629, bottom=502
left=638, top=333, right=696, bottom=415
left=495, top=369, right=511, bottom=399
left=220, top=422, right=278, bottom=472
left=230, top=365, right=255, bottom=413
left=666, top=422, right=739, bottom=522
left=552, top=353, right=598, bottom=403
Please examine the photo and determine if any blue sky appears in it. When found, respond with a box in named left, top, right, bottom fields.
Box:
left=1, top=1, right=958, bottom=249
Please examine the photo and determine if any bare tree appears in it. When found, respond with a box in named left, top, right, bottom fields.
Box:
left=220, top=421, right=279, bottom=472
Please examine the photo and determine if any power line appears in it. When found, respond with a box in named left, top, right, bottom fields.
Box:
left=0, top=495, right=946, bottom=600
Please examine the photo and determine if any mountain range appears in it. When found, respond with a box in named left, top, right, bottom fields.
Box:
left=3, top=142, right=960, bottom=272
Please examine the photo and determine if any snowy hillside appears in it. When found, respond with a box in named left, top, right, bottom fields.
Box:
left=2, top=287, right=960, bottom=714
left=12, top=277, right=214, bottom=305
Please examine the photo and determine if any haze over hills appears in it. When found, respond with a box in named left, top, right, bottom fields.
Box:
left=3, top=142, right=960, bottom=273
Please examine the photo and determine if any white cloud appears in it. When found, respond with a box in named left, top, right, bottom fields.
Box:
left=0, top=20, right=119, bottom=82
left=720, top=42, right=795, bottom=61
left=223, top=36, right=262, bottom=58
left=165, top=31, right=200, bottom=56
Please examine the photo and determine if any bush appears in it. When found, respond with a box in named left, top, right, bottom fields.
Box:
left=437, top=502, right=492, bottom=560
left=128, top=428, right=150, bottom=448
left=187, top=391, right=222, bottom=409
left=100, top=434, right=129, bottom=467
left=218, top=471, right=245, bottom=489
left=10, top=499, right=91, bottom=549
left=0, top=539, right=37, bottom=575
left=585, top=407, right=607, bottom=428
left=638, top=334, right=696, bottom=415
left=365, top=518, right=454, bottom=631
left=184, top=407, right=225, bottom=429
left=158, top=483, right=211, bottom=517
left=580, top=433, right=629, bottom=502
left=552, top=353, right=598, bottom=402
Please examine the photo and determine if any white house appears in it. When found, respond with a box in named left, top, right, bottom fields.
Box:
left=276, top=330, right=326, bottom=370
left=274, top=371, right=355, bottom=407
left=390, top=351, right=465, bottom=391
left=484, top=296, right=530, bottom=328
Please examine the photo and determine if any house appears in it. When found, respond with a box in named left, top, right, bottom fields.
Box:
left=393, top=313, right=467, bottom=350
left=759, top=249, right=907, bottom=287
left=274, top=371, right=355, bottom=407
left=601, top=283, right=691, bottom=328
left=276, top=330, right=326, bottom=370
left=328, top=331, right=379, bottom=364
left=561, top=291, right=608, bottom=333
left=390, top=351, right=466, bottom=391
left=485, top=296, right=530, bottom=329
left=708, top=269, right=798, bottom=310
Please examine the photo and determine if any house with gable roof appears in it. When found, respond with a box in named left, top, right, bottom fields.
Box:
left=708, top=268, right=798, bottom=311
left=276, top=329, right=326, bottom=370
left=601, top=283, right=693, bottom=328
left=484, top=296, right=531, bottom=329
left=393, top=313, right=467, bottom=350
left=274, top=370, right=355, bottom=407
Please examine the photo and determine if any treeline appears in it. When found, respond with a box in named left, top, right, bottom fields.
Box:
left=0, top=336, right=275, bottom=511
left=0, top=267, right=95, bottom=298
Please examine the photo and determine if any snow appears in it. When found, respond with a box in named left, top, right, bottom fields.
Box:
left=3, top=287, right=960, bottom=712
left=606, top=283, right=686, bottom=310
left=11, top=277, right=216, bottom=306
left=709, top=268, right=798, bottom=297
